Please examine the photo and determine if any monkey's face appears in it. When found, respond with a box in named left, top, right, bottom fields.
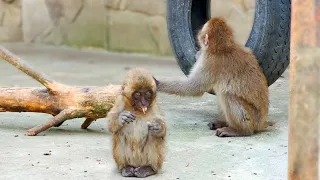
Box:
left=131, top=88, right=154, bottom=114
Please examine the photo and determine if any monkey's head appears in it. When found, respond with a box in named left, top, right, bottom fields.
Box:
left=197, top=17, right=234, bottom=54
left=121, top=68, right=157, bottom=114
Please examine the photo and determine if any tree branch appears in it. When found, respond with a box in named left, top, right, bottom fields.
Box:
left=81, top=118, right=97, bottom=129
left=26, top=109, right=86, bottom=136
left=0, top=47, right=122, bottom=136
left=0, top=46, right=59, bottom=92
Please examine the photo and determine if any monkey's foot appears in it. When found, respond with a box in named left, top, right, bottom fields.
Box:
left=134, top=166, right=155, bottom=178
left=215, top=127, right=242, bottom=137
left=208, top=120, right=227, bottom=130
left=121, top=166, right=135, bottom=177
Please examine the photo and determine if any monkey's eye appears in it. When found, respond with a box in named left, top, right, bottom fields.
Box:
left=145, top=91, right=152, bottom=98
left=134, top=92, right=141, bottom=98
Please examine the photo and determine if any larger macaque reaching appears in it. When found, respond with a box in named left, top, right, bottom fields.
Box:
left=154, top=17, right=274, bottom=137
left=108, top=68, right=167, bottom=178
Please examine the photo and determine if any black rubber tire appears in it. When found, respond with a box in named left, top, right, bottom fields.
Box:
left=166, top=0, right=291, bottom=86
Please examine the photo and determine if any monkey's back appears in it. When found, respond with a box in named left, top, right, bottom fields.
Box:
left=212, top=47, right=269, bottom=110
left=112, top=117, right=165, bottom=170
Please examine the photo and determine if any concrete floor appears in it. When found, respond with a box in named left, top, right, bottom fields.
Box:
left=0, top=43, right=289, bottom=180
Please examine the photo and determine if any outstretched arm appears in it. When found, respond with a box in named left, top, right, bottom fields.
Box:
left=155, top=61, right=213, bottom=97
left=156, top=77, right=204, bottom=96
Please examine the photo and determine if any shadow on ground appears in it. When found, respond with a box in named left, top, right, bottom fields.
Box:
left=0, top=43, right=289, bottom=180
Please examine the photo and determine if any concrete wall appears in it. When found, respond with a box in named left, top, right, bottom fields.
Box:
left=0, top=0, right=255, bottom=55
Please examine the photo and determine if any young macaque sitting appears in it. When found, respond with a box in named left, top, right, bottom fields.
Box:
left=107, top=68, right=167, bottom=178
left=154, top=17, right=274, bottom=137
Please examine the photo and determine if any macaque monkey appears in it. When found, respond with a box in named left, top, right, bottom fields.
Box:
left=154, top=17, right=274, bottom=137
left=108, top=68, right=167, bottom=178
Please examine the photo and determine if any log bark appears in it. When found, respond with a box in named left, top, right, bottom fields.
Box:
left=0, top=46, right=121, bottom=136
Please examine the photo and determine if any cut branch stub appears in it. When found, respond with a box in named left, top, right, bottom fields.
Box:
left=0, top=47, right=58, bottom=92
left=0, top=46, right=121, bottom=136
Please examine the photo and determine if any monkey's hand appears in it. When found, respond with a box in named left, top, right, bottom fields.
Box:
left=148, top=122, right=161, bottom=135
left=118, top=111, right=136, bottom=125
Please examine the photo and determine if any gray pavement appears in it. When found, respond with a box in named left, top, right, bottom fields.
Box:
left=0, top=43, right=289, bottom=180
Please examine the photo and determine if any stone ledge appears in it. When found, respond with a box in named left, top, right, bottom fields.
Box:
left=1, top=0, right=256, bottom=56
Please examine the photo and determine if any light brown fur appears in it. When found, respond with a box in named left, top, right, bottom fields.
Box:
left=155, top=17, right=273, bottom=137
left=108, top=68, right=167, bottom=177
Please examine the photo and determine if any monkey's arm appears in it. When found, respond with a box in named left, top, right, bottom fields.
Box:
left=108, top=107, right=136, bottom=133
left=155, top=58, right=214, bottom=96
left=107, top=110, right=122, bottom=134
left=156, top=72, right=211, bottom=97
left=107, top=97, right=125, bottom=134
left=148, top=117, right=167, bottom=138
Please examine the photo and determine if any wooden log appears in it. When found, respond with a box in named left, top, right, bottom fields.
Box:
left=0, top=46, right=121, bottom=136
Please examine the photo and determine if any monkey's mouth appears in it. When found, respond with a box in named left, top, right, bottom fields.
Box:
left=141, top=106, right=148, bottom=114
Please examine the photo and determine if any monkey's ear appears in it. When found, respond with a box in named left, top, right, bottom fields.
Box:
left=152, top=76, right=159, bottom=87
left=204, top=34, right=209, bottom=46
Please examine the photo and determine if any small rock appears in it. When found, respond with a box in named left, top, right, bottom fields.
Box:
left=43, top=153, right=51, bottom=156
left=228, top=141, right=231, bottom=143
left=84, top=170, right=87, bottom=173
left=14, top=135, right=19, bottom=137
left=253, top=173, right=257, bottom=175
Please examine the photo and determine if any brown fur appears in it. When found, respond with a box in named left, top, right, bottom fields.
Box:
left=156, top=17, right=272, bottom=137
left=108, top=68, right=167, bottom=177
